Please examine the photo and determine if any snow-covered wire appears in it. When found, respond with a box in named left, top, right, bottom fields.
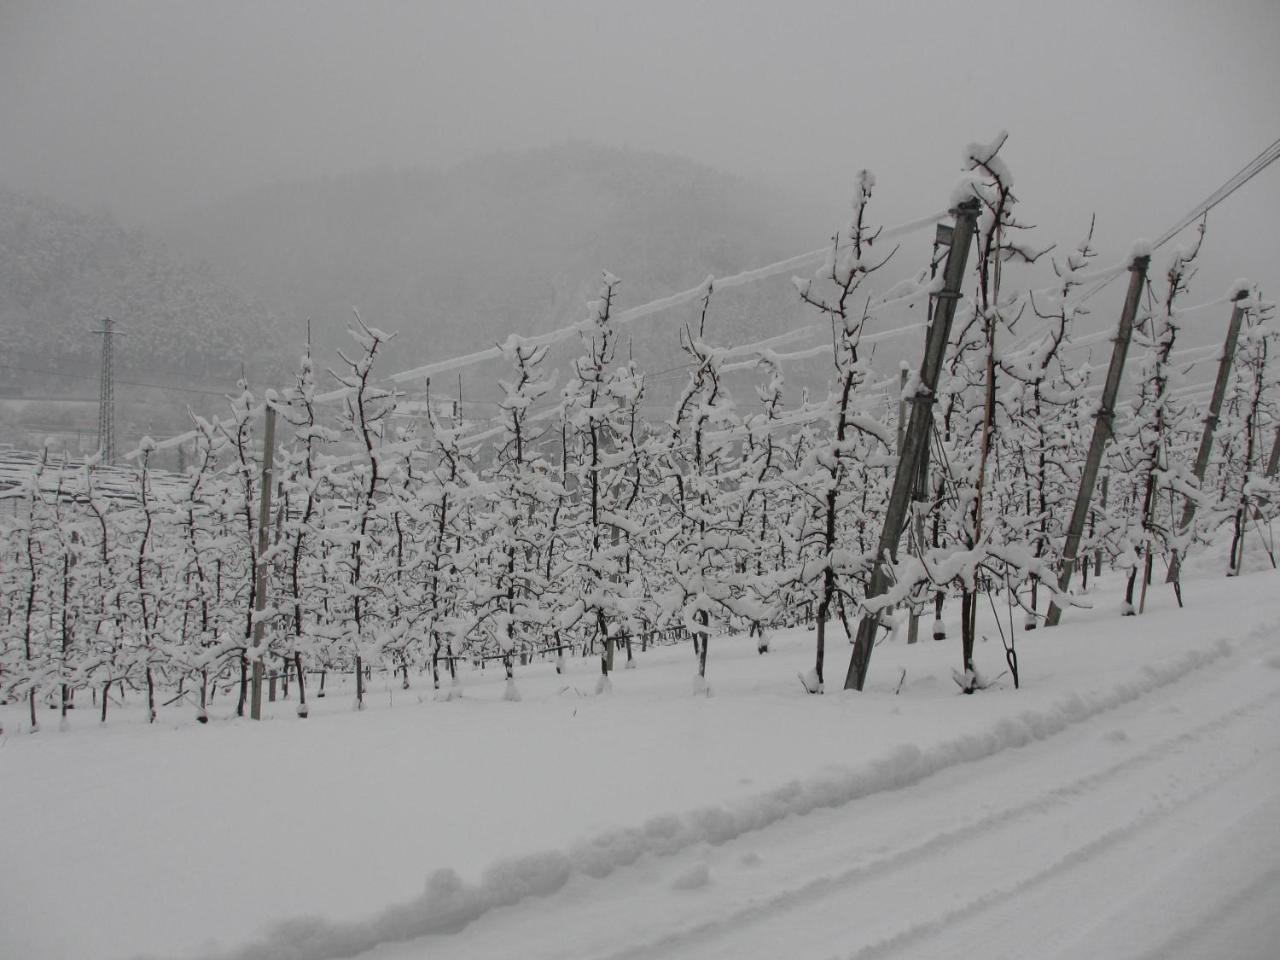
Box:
left=311, top=209, right=950, bottom=405
left=1078, top=136, right=1280, bottom=304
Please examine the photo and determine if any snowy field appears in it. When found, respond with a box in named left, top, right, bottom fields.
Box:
left=3, top=555, right=1280, bottom=960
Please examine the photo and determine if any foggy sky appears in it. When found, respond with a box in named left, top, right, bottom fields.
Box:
left=3, top=0, right=1278, bottom=298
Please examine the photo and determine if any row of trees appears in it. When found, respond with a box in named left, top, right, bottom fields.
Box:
left=3, top=137, right=1278, bottom=728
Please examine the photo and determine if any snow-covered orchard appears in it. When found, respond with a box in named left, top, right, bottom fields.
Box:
left=3, top=135, right=1276, bottom=723
left=4, top=555, right=1280, bottom=960
left=3, top=134, right=1280, bottom=959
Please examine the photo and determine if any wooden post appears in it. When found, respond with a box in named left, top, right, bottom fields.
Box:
left=1184, top=290, right=1250, bottom=523
left=1165, top=289, right=1250, bottom=584
left=901, top=366, right=921, bottom=645
left=845, top=200, right=979, bottom=691
left=1093, top=473, right=1108, bottom=579
left=896, top=365, right=908, bottom=452
left=1045, top=254, right=1150, bottom=627
left=250, top=403, right=276, bottom=720
left=911, top=417, right=931, bottom=642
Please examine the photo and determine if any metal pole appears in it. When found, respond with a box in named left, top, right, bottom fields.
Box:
left=250, top=403, right=277, bottom=720
left=1045, top=254, right=1150, bottom=626
left=845, top=200, right=979, bottom=691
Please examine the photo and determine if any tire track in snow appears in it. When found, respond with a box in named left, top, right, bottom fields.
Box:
left=837, top=749, right=1280, bottom=960
left=593, top=680, right=1280, bottom=960
left=1037, top=788, right=1280, bottom=960
left=192, top=638, right=1254, bottom=960
left=1125, top=860, right=1280, bottom=960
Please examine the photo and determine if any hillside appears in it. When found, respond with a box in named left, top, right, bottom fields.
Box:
left=2, top=144, right=897, bottom=442
left=0, top=186, right=286, bottom=386
left=167, top=143, right=820, bottom=390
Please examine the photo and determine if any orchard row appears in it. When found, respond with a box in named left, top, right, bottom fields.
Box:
left=3, top=136, right=1276, bottom=729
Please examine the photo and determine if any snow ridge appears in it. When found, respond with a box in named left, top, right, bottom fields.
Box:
left=190, top=641, right=1233, bottom=960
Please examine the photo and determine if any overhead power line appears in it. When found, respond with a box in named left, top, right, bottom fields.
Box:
left=312, top=209, right=951, bottom=405
left=1153, top=135, right=1280, bottom=252
left=1082, top=135, right=1280, bottom=304
left=116, top=140, right=1280, bottom=459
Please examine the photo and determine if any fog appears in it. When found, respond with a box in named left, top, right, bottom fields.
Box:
left=4, top=3, right=1275, bottom=223
left=2, top=0, right=1278, bottom=343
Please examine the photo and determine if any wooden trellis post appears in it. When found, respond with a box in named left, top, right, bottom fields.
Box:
left=1165, top=288, right=1251, bottom=586
left=1045, top=254, right=1150, bottom=626
left=1266, top=426, right=1280, bottom=479
left=845, top=199, right=979, bottom=691
left=900, top=366, right=923, bottom=645
left=250, top=403, right=276, bottom=720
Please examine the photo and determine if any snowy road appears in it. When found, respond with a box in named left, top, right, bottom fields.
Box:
left=356, top=637, right=1280, bottom=960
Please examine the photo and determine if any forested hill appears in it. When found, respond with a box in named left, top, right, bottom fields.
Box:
left=166, top=143, right=818, bottom=378
left=4, top=145, right=831, bottom=404
left=0, top=186, right=285, bottom=385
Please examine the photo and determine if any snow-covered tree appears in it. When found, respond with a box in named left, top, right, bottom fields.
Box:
left=558, top=273, right=652, bottom=692
left=1000, top=222, right=1098, bottom=624
left=327, top=316, right=397, bottom=710
left=789, top=169, right=897, bottom=691
left=276, top=344, right=336, bottom=716
left=657, top=293, right=765, bottom=693
left=472, top=336, right=560, bottom=698
left=1113, top=225, right=1206, bottom=613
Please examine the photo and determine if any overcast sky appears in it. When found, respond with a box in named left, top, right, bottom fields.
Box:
left=2, top=0, right=1277, bottom=300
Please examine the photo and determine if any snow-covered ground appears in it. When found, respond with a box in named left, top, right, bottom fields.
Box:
left=3, top=557, right=1279, bottom=960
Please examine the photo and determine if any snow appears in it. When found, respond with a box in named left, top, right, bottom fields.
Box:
left=949, top=174, right=982, bottom=210
left=1128, top=238, right=1153, bottom=261
left=669, top=861, right=711, bottom=891
left=964, top=131, right=1012, bottom=178
left=3, top=560, right=1280, bottom=960
left=1228, top=277, right=1252, bottom=300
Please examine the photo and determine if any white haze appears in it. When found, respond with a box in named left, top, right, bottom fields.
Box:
left=2, top=0, right=1278, bottom=324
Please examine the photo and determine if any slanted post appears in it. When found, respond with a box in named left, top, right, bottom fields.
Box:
left=901, top=365, right=923, bottom=645
left=1250, top=425, right=1280, bottom=543
left=250, top=402, right=277, bottom=720
left=911, top=407, right=931, bottom=643
left=1045, top=253, right=1150, bottom=626
left=1184, top=289, right=1251, bottom=515
left=1093, top=473, right=1108, bottom=579
left=1164, top=288, right=1250, bottom=585
left=897, top=365, right=908, bottom=452
left=845, top=200, right=979, bottom=691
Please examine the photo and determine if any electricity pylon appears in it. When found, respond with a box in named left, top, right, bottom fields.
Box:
left=90, top=317, right=121, bottom=464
